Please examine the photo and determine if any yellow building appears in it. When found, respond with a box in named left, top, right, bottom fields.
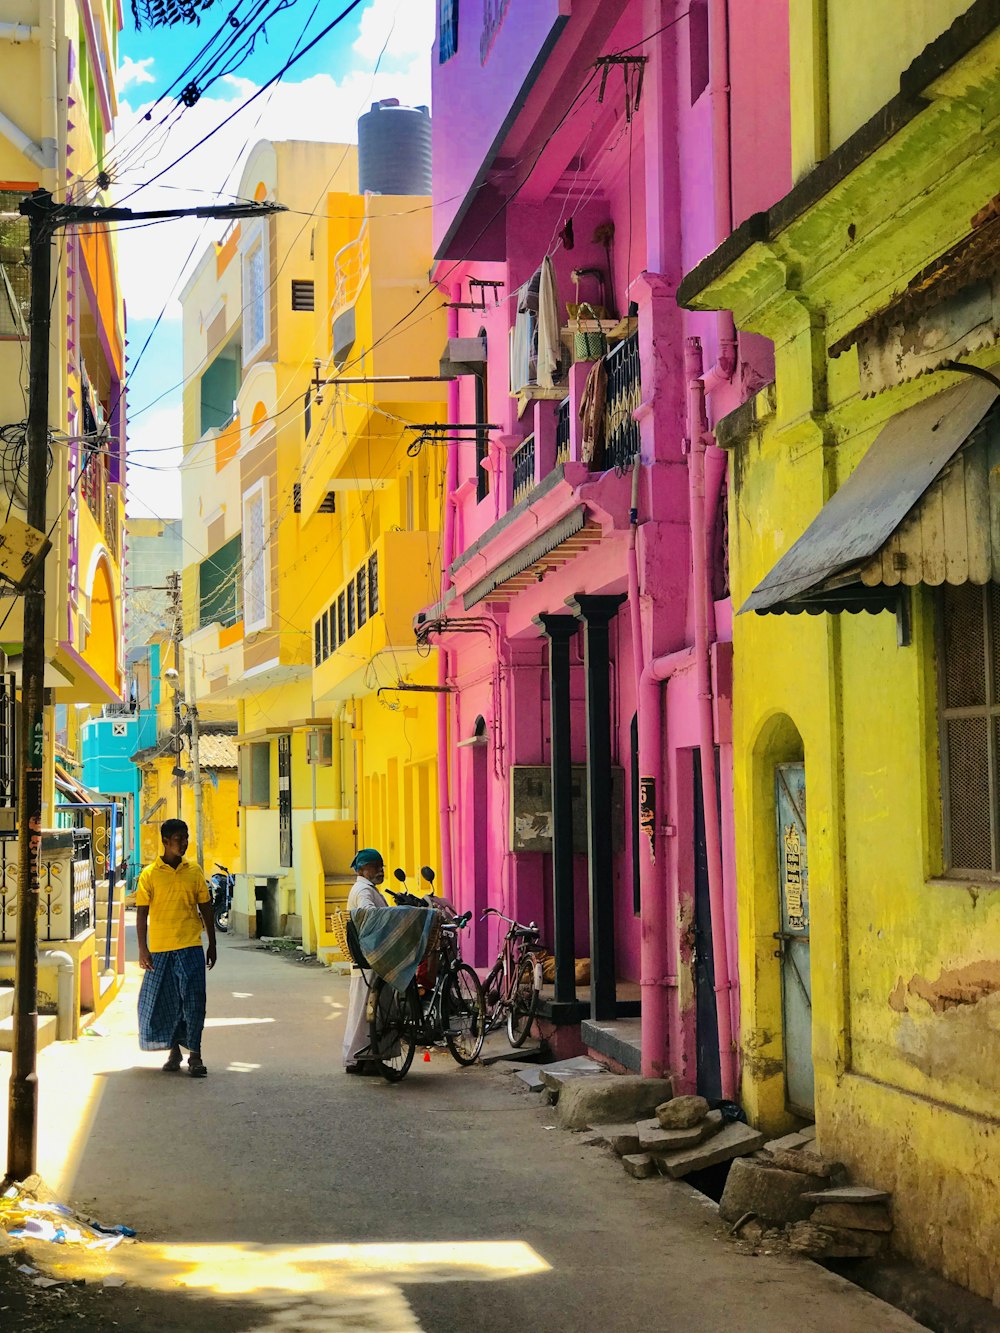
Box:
left=679, top=4, right=1000, bottom=1302
left=0, top=0, right=128, bottom=1040
left=304, top=167, right=446, bottom=954
left=181, top=140, right=357, bottom=939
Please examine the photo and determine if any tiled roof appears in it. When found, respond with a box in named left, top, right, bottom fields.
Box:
left=198, top=733, right=238, bottom=769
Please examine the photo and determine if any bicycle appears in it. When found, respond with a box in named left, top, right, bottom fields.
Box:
left=366, top=897, right=486, bottom=1082
left=481, top=907, right=543, bottom=1047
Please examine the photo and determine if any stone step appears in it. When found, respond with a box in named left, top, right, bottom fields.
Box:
left=0, top=1013, right=58, bottom=1051
left=0, top=985, right=12, bottom=1021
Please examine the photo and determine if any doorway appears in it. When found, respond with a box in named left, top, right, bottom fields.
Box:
left=774, top=761, right=813, bottom=1116
left=692, top=749, right=722, bottom=1101
left=277, top=734, right=292, bottom=869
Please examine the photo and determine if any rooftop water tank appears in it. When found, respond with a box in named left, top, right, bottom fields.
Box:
left=358, top=99, right=431, bottom=196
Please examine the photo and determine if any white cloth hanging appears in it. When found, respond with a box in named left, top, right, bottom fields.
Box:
left=537, top=255, right=562, bottom=388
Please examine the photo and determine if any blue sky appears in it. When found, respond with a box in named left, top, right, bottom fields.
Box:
left=118, top=0, right=433, bottom=517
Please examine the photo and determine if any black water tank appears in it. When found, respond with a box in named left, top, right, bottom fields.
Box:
left=358, top=99, right=431, bottom=196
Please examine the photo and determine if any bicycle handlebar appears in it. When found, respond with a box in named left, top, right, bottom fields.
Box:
left=480, top=907, right=538, bottom=933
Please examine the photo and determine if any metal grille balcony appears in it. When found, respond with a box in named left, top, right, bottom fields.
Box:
left=604, top=332, right=641, bottom=472
left=512, top=434, right=536, bottom=505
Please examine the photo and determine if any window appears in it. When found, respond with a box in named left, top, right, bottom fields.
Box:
left=239, top=741, right=270, bottom=807
left=689, top=0, right=710, bottom=104
left=198, top=534, right=242, bottom=628
left=314, top=620, right=322, bottom=666
left=439, top=0, right=458, bottom=61
left=321, top=609, right=329, bottom=659
left=368, top=553, right=379, bottom=615
left=242, top=230, right=268, bottom=357
left=337, top=591, right=346, bottom=644
left=939, top=583, right=1000, bottom=874
left=0, top=193, right=29, bottom=338
left=291, top=279, right=314, bottom=311
left=347, top=582, right=356, bottom=638
left=242, top=480, right=270, bottom=633
left=357, top=565, right=368, bottom=627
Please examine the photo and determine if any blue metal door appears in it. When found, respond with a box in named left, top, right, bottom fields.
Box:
left=775, top=762, right=813, bottom=1115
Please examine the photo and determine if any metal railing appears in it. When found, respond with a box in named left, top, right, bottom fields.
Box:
left=331, top=221, right=370, bottom=322
left=604, top=331, right=641, bottom=472
left=103, top=484, right=119, bottom=558
left=555, top=396, right=571, bottom=464
left=512, top=434, right=536, bottom=505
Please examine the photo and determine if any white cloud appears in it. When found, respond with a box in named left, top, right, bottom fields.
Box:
left=112, top=38, right=432, bottom=322
left=353, top=0, right=434, bottom=64
left=118, top=55, right=156, bottom=90
left=125, top=403, right=182, bottom=518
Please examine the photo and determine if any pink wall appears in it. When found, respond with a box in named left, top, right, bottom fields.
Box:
left=431, top=0, right=792, bottom=1085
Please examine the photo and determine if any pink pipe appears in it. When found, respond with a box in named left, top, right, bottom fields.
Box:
left=626, top=457, right=644, bottom=692
left=436, top=294, right=460, bottom=901
left=703, top=0, right=737, bottom=393
left=686, top=335, right=736, bottom=1099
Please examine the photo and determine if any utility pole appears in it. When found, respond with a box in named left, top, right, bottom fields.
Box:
left=6, top=188, right=284, bottom=1184
left=187, top=653, right=204, bottom=871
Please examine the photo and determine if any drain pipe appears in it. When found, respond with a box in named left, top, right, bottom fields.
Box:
left=0, top=947, right=74, bottom=1041
left=436, top=294, right=460, bottom=901
left=703, top=0, right=737, bottom=396
left=685, top=336, right=736, bottom=1099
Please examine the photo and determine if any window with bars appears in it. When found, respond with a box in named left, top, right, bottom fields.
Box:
left=338, top=591, right=346, bottom=644
left=291, top=279, right=314, bottom=311
left=357, top=565, right=368, bottom=627
left=368, top=553, right=379, bottom=614
left=242, top=480, right=269, bottom=633
left=347, top=582, right=356, bottom=638
left=939, top=583, right=1000, bottom=875
left=243, top=237, right=267, bottom=356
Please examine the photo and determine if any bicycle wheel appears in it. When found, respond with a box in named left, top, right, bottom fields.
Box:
left=368, top=977, right=417, bottom=1082
left=442, top=963, right=486, bottom=1066
left=507, top=953, right=538, bottom=1048
left=481, top=963, right=503, bottom=1033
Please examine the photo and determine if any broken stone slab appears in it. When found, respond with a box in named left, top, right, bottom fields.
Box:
left=579, top=1131, right=608, bottom=1147
left=766, top=1147, right=843, bottom=1179
left=637, top=1118, right=704, bottom=1153
left=764, top=1131, right=816, bottom=1156
left=622, top=1153, right=657, bottom=1179
left=538, top=1057, right=607, bottom=1091
left=810, top=1202, right=893, bottom=1232
left=590, top=1122, right=642, bottom=1157
left=555, top=1076, right=674, bottom=1130
left=788, top=1221, right=888, bottom=1259
left=655, top=1120, right=765, bottom=1179
left=799, top=1124, right=817, bottom=1141
left=655, top=1094, right=709, bottom=1129
left=700, top=1108, right=724, bottom=1140
left=514, top=1067, right=546, bottom=1092
left=802, top=1184, right=891, bottom=1205
left=719, top=1157, right=819, bottom=1225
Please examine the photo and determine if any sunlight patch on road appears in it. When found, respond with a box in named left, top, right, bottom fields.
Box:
left=231, top=991, right=255, bottom=998
left=203, top=1016, right=276, bottom=1028
left=226, top=1061, right=262, bottom=1072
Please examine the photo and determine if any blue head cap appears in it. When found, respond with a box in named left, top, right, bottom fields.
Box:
left=351, top=847, right=383, bottom=872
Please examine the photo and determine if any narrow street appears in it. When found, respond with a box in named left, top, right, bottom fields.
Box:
left=1, top=933, right=926, bottom=1332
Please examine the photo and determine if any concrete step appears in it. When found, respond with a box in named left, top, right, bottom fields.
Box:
left=0, top=1013, right=58, bottom=1051
left=0, top=985, right=12, bottom=1021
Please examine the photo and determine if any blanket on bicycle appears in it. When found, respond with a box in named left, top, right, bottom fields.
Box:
left=351, top=905, right=435, bottom=994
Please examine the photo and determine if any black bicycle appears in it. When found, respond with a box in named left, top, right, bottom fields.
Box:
left=481, top=907, right=543, bottom=1047
left=366, top=869, right=486, bottom=1082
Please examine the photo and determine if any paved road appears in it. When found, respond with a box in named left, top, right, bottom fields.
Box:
left=0, top=930, right=927, bottom=1332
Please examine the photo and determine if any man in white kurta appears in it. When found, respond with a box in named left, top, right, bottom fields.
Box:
left=343, top=848, right=387, bottom=1073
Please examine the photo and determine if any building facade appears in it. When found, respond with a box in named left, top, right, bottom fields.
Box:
left=679, top=0, right=1000, bottom=1300
left=425, top=0, right=789, bottom=1087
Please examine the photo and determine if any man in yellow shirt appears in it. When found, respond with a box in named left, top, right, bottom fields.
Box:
left=135, top=819, right=217, bottom=1078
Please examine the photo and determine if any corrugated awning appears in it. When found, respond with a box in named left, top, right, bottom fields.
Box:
left=743, top=373, right=999, bottom=615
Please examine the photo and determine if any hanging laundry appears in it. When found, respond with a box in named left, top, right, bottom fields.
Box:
left=579, top=358, right=608, bottom=468
left=537, top=256, right=562, bottom=388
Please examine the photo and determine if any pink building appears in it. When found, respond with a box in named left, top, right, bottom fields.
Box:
left=423, top=0, right=790, bottom=1093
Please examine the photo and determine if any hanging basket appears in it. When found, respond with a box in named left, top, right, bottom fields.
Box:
left=572, top=303, right=608, bottom=362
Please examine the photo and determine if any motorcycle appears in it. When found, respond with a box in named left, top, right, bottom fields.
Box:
left=209, top=864, right=235, bottom=933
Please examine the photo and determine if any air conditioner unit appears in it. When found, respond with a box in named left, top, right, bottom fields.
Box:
left=306, top=728, right=333, bottom=766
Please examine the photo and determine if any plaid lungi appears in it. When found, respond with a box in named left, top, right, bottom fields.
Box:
left=138, top=945, right=207, bottom=1052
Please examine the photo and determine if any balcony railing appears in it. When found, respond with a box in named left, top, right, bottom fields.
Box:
left=555, top=396, right=570, bottom=464
left=331, top=222, right=370, bottom=323
left=604, top=331, right=641, bottom=472
left=512, top=434, right=535, bottom=505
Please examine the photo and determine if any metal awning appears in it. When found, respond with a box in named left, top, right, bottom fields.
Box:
left=743, top=373, right=1000, bottom=615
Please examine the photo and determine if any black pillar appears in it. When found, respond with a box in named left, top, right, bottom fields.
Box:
left=534, top=614, right=579, bottom=1005
left=566, top=593, right=627, bottom=1021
